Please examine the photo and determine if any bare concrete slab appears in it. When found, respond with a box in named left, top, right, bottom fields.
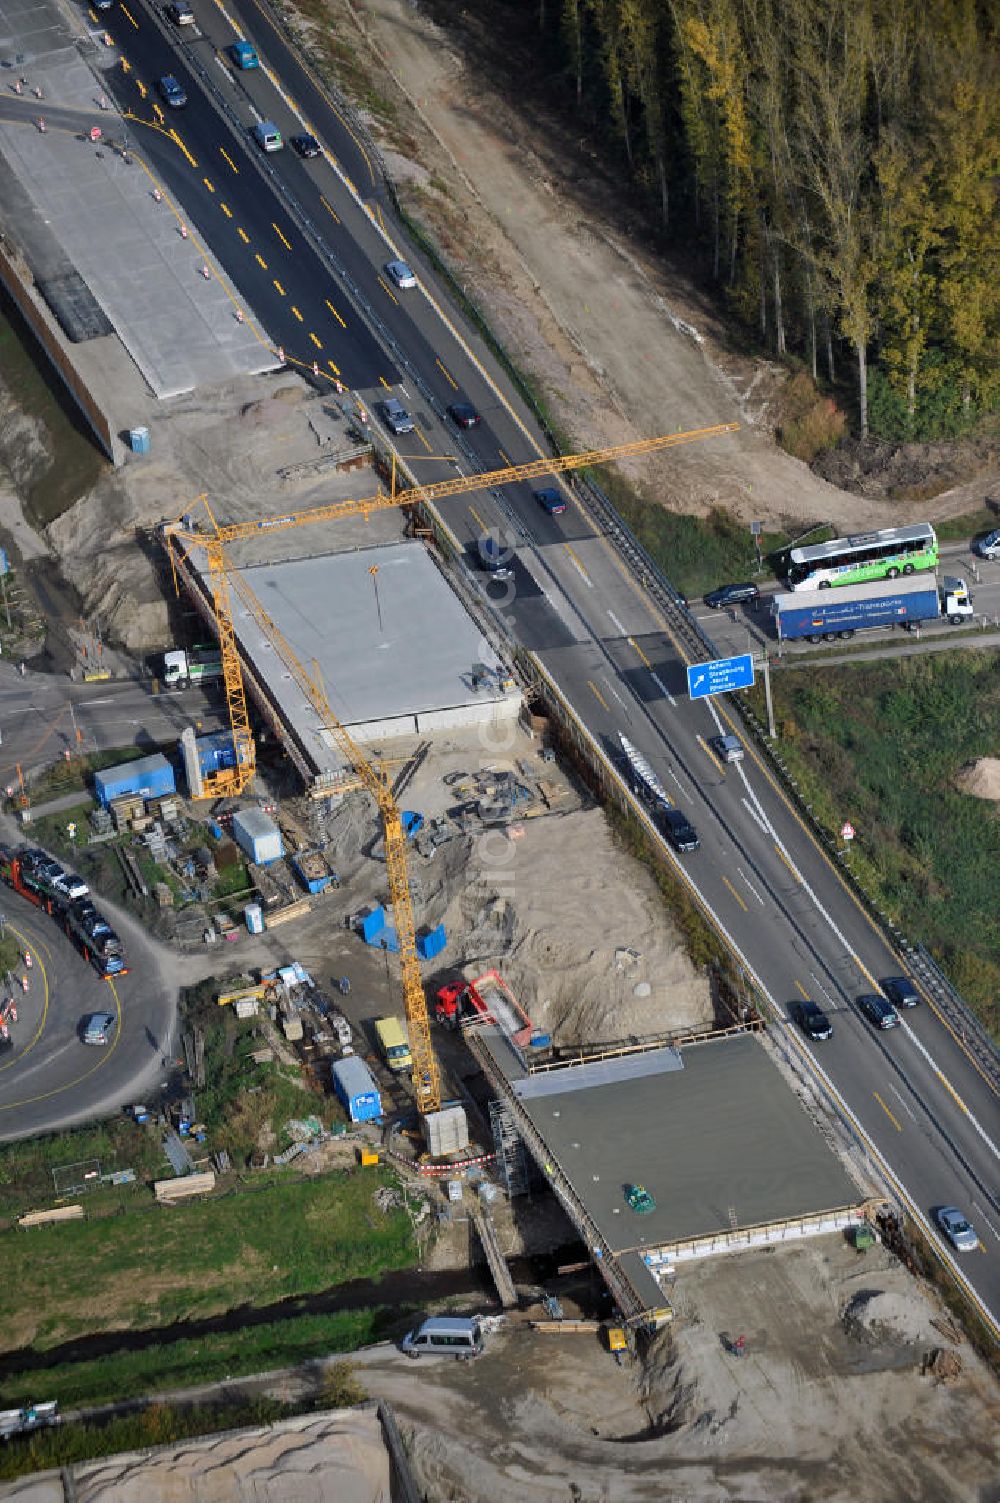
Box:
left=190, top=539, right=517, bottom=772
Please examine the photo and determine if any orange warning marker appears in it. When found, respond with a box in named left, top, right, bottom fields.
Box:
left=179, top=224, right=188, bottom=239
left=201, top=264, right=211, bottom=279
left=235, top=308, right=244, bottom=323
left=152, top=187, right=162, bottom=202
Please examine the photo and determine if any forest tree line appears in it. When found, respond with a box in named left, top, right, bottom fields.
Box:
left=538, top=0, right=999, bottom=440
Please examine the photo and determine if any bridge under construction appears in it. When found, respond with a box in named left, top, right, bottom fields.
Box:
left=469, top=1024, right=870, bottom=1324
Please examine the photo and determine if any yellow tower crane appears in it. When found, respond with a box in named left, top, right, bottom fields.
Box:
left=164, top=420, right=738, bottom=1117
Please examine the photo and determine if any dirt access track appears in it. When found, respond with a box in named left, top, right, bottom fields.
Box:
left=338, top=0, right=999, bottom=534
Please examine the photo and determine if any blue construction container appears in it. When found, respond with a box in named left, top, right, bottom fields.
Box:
left=360, top=906, right=387, bottom=944
left=195, top=731, right=237, bottom=777
left=331, top=1056, right=382, bottom=1123
left=94, top=753, right=175, bottom=807
left=129, top=426, right=150, bottom=454
left=417, top=922, right=447, bottom=960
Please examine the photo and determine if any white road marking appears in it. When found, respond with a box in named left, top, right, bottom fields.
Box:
left=971, top=1202, right=999, bottom=1242
left=736, top=867, right=765, bottom=906
left=607, top=610, right=627, bottom=635
left=668, top=768, right=692, bottom=800
left=900, top=1020, right=1000, bottom=1162
left=807, top=973, right=837, bottom=1008
left=650, top=673, right=675, bottom=706
left=741, top=796, right=770, bottom=838
left=605, top=680, right=627, bottom=709
left=888, top=1083, right=917, bottom=1121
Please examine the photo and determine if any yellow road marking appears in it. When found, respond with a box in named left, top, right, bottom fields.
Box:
left=468, top=505, right=488, bottom=534
left=378, top=375, right=391, bottom=389
left=327, top=359, right=341, bottom=376
left=588, top=680, right=610, bottom=712
left=415, top=426, right=432, bottom=454
left=794, top=979, right=809, bottom=999
left=220, top=147, right=238, bottom=173
left=273, top=280, right=285, bottom=296
left=152, top=102, right=164, bottom=125
left=498, top=448, right=511, bottom=467
left=775, top=844, right=800, bottom=881
left=136, top=80, right=147, bottom=100
left=564, top=543, right=590, bottom=583
left=874, top=1092, right=903, bottom=1132
left=203, top=177, right=215, bottom=193
left=121, top=3, right=138, bottom=26
left=169, top=129, right=197, bottom=168
left=721, top=875, right=748, bottom=912
left=379, top=278, right=398, bottom=304
left=436, top=358, right=458, bottom=391
left=255, top=252, right=268, bottom=269
left=220, top=202, right=232, bottom=218
left=319, top=196, right=340, bottom=224
left=936, top=1070, right=970, bottom=1115
left=291, top=306, right=304, bottom=322
left=237, top=227, right=249, bottom=244
left=325, top=299, right=346, bottom=328
left=309, top=332, right=322, bottom=349
left=272, top=222, right=292, bottom=251
left=628, top=636, right=652, bottom=669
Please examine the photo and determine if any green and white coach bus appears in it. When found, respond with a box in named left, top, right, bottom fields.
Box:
left=786, top=523, right=938, bottom=591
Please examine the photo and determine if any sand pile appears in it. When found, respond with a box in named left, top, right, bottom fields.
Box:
left=954, top=757, right=1000, bottom=801
left=440, top=805, right=711, bottom=1043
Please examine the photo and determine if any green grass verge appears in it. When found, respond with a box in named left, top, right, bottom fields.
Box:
left=932, top=506, right=998, bottom=544
left=0, top=1308, right=395, bottom=1409
left=0, top=1169, right=416, bottom=1347
left=747, top=649, right=1000, bottom=1034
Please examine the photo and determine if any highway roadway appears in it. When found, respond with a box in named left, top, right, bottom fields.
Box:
left=71, top=0, right=1000, bottom=1331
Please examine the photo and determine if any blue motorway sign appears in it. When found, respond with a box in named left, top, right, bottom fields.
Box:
left=686, top=652, right=755, bottom=700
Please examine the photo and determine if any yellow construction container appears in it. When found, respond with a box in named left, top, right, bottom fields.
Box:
left=358, top=1148, right=380, bottom=1167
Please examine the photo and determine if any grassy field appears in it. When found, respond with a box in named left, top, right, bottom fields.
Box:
left=748, top=650, right=1000, bottom=1034
left=0, top=1168, right=417, bottom=1352
left=0, top=1308, right=393, bottom=1409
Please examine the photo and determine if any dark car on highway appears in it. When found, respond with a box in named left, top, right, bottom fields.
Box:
left=157, top=74, right=187, bottom=108
left=534, top=487, right=567, bottom=516
left=660, top=806, right=699, bottom=853
left=880, top=975, right=919, bottom=1008
left=794, top=999, right=833, bottom=1041
left=290, top=133, right=321, bottom=158
left=857, top=992, right=900, bottom=1030
left=704, top=581, right=760, bottom=609
left=447, top=402, right=481, bottom=429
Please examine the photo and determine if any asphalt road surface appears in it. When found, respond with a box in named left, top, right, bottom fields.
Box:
left=0, top=880, right=174, bottom=1140
left=60, top=1, right=1000, bottom=1333
left=0, top=663, right=224, bottom=788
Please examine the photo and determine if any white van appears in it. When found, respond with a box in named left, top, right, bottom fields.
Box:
left=401, top=1316, right=484, bottom=1361
left=252, top=120, right=283, bottom=153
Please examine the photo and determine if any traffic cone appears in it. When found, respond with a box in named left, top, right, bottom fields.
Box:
left=152, top=187, right=162, bottom=202
left=13, top=80, right=21, bottom=95
left=179, top=224, right=188, bottom=238
left=201, top=264, right=211, bottom=279
left=36, top=116, right=45, bottom=132
left=33, top=86, right=43, bottom=100
left=312, top=361, right=320, bottom=377
left=235, top=308, right=244, bottom=323
left=277, top=346, right=285, bottom=363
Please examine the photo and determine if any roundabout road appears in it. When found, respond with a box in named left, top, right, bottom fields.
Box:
left=0, top=888, right=176, bottom=1142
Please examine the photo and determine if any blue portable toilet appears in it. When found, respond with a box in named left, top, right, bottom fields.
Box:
left=417, top=923, right=446, bottom=961
left=401, top=810, right=424, bottom=839
left=129, top=426, right=150, bottom=455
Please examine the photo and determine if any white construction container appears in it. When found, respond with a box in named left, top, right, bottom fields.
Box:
left=232, top=808, right=284, bottom=865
